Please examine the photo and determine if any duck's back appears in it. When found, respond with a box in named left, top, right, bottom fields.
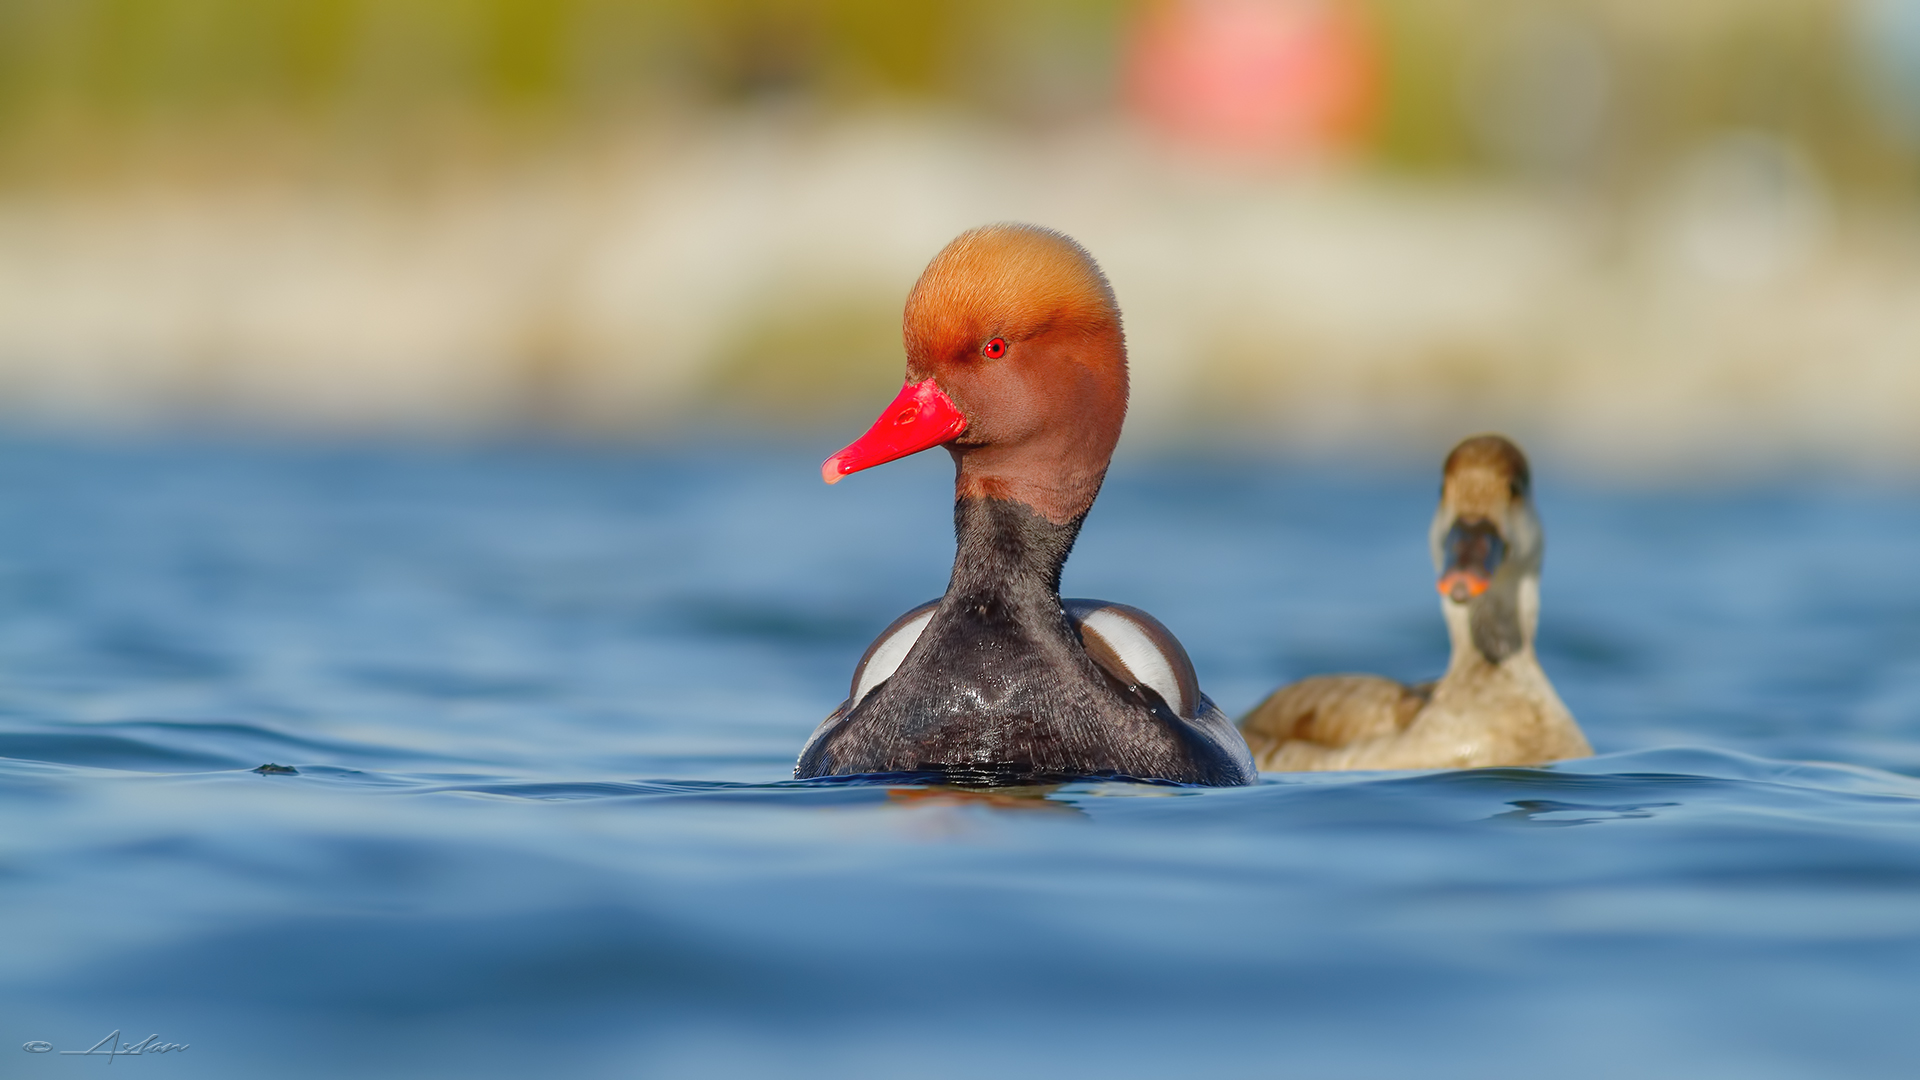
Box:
left=1240, top=674, right=1431, bottom=769
left=1241, top=662, right=1590, bottom=771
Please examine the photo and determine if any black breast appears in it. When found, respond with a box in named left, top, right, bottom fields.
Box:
left=795, top=590, right=1249, bottom=785
left=794, top=495, right=1252, bottom=786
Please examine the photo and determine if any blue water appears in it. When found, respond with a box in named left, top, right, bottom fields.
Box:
left=5, top=437, right=1920, bottom=1078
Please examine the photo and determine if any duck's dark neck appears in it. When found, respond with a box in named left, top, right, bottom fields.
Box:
left=1446, top=570, right=1535, bottom=670
left=1469, top=586, right=1525, bottom=665
left=946, top=496, right=1084, bottom=605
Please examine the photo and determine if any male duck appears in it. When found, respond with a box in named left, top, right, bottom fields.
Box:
left=795, top=224, right=1256, bottom=786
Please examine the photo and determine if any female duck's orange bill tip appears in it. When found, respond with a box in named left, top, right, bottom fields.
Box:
left=819, top=378, right=968, bottom=485
left=1437, top=571, right=1491, bottom=601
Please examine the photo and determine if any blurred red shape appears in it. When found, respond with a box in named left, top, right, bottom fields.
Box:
left=1126, top=0, right=1378, bottom=160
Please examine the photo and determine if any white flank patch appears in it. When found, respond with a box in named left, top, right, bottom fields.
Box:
left=850, top=609, right=937, bottom=710
left=1079, top=608, right=1189, bottom=719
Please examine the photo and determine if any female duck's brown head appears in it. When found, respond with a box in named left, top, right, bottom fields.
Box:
left=822, top=224, right=1128, bottom=524
left=1431, top=434, right=1542, bottom=604
left=1427, top=434, right=1546, bottom=665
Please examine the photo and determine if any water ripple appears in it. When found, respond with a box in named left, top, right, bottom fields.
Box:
left=3, top=441, right=1920, bottom=1079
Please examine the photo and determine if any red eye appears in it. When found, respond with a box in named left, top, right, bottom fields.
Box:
left=982, top=338, right=1007, bottom=359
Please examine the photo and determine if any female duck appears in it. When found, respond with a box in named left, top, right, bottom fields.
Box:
left=796, top=224, right=1256, bottom=786
left=1240, top=435, right=1592, bottom=771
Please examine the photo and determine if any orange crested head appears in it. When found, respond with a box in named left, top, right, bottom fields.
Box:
left=825, top=224, right=1130, bottom=524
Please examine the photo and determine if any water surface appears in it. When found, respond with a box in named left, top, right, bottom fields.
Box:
left=4, top=438, right=1919, bottom=1078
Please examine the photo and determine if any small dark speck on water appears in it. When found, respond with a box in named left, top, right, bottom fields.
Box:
left=252, top=763, right=299, bottom=775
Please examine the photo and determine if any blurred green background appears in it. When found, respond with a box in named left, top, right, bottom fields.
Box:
left=0, top=0, right=1917, bottom=470
left=2, top=0, right=1914, bottom=180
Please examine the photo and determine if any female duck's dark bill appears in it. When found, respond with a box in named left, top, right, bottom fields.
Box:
left=1437, top=518, right=1505, bottom=602
left=821, top=378, right=968, bottom=484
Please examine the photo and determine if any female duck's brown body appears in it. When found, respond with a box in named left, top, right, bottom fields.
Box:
left=1240, top=436, right=1591, bottom=771
left=796, top=224, right=1255, bottom=786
